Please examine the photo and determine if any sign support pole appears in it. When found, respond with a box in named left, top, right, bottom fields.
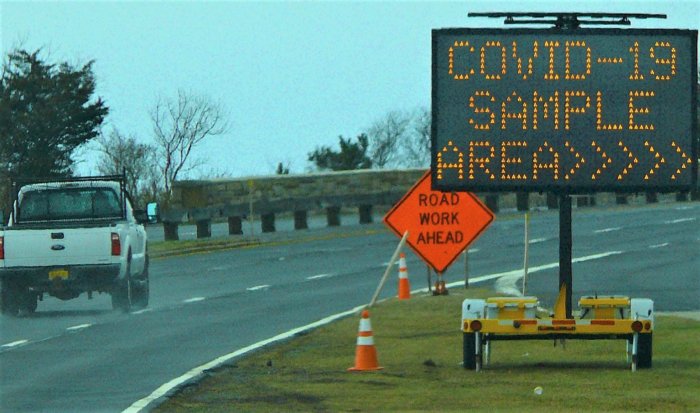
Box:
left=464, top=249, right=469, bottom=289
left=522, top=212, right=530, bottom=295
left=368, top=231, right=409, bottom=308
left=559, top=193, right=573, bottom=319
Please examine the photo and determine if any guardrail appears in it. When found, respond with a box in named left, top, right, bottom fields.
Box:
left=159, top=168, right=697, bottom=241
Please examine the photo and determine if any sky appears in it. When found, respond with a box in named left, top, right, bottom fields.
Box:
left=1, top=0, right=698, bottom=179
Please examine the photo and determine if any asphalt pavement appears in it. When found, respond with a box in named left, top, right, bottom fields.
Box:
left=1, top=200, right=698, bottom=412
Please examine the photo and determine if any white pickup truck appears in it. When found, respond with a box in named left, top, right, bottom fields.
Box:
left=0, top=176, right=149, bottom=316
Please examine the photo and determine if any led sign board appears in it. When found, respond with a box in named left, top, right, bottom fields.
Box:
left=431, top=29, right=698, bottom=193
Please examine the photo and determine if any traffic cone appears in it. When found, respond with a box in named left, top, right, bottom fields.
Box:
left=348, top=310, right=383, bottom=371
left=397, top=253, right=411, bottom=300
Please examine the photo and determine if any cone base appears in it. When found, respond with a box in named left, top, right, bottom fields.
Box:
left=348, top=345, right=382, bottom=372
left=347, top=366, right=384, bottom=372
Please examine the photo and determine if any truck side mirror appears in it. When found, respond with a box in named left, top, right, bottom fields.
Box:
left=133, top=209, right=148, bottom=225
left=0, top=210, right=4, bottom=225
left=146, top=202, right=159, bottom=223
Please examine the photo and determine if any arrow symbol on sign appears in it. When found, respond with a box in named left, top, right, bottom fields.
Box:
left=563, top=141, right=584, bottom=180
left=591, top=141, right=611, bottom=181
left=670, top=141, right=692, bottom=180
left=643, top=141, right=664, bottom=180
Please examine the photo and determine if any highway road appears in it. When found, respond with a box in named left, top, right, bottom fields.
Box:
left=1, top=201, right=698, bottom=412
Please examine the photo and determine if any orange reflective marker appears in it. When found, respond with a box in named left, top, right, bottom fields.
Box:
left=384, top=171, right=494, bottom=273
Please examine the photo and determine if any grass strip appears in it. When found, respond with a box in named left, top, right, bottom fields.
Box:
left=157, top=288, right=700, bottom=412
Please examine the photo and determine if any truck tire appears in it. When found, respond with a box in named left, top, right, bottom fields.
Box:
left=1, top=280, right=21, bottom=316
left=18, top=289, right=37, bottom=314
left=637, top=333, right=652, bottom=369
left=112, top=255, right=132, bottom=313
left=463, top=333, right=477, bottom=369
left=132, top=255, right=150, bottom=309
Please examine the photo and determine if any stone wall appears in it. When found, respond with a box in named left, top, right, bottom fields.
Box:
left=168, top=168, right=427, bottom=220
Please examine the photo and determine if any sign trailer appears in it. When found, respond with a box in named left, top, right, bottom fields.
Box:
left=430, top=12, right=697, bottom=371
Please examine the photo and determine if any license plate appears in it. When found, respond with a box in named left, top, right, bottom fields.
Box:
left=49, top=269, right=69, bottom=280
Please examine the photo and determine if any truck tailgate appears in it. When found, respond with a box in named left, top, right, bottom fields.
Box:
left=2, top=227, right=114, bottom=267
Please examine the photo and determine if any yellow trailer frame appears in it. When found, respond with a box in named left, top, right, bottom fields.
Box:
left=461, top=288, right=654, bottom=371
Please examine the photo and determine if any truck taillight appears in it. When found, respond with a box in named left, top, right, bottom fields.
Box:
left=0, top=236, right=4, bottom=259
left=111, top=233, right=121, bottom=256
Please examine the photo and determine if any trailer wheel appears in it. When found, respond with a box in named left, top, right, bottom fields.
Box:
left=637, top=333, right=652, bottom=369
left=463, top=332, right=477, bottom=369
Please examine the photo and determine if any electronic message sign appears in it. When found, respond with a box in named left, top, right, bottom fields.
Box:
left=431, top=29, right=698, bottom=193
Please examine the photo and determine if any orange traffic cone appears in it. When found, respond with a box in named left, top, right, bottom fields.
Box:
left=348, top=310, right=383, bottom=371
left=397, top=253, right=411, bottom=300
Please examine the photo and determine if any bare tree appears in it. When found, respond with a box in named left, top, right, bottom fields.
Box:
left=404, top=107, right=431, bottom=168
left=96, top=128, right=156, bottom=206
left=366, top=110, right=410, bottom=169
left=150, top=90, right=228, bottom=202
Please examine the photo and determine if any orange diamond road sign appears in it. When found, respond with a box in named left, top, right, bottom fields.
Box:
left=384, top=171, right=494, bottom=273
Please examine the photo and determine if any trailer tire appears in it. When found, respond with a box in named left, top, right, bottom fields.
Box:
left=463, top=332, right=477, bottom=369
left=637, top=333, right=652, bottom=369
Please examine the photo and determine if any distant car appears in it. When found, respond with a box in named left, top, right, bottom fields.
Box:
left=0, top=175, right=149, bottom=315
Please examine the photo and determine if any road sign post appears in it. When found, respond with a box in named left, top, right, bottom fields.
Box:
left=559, top=194, right=573, bottom=318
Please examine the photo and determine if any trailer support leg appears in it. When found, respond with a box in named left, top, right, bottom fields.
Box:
left=475, top=332, right=482, bottom=372
left=632, top=332, right=638, bottom=372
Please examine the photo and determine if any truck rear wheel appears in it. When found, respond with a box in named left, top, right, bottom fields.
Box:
left=1, top=280, right=20, bottom=316
left=112, top=255, right=133, bottom=313
left=19, top=289, right=37, bottom=314
left=132, top=255, right=149, bottom=309
left=111, top=276, right=132, bottom=313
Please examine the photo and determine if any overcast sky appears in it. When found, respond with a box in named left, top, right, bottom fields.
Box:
left=1, top=0, right=698, bottom=179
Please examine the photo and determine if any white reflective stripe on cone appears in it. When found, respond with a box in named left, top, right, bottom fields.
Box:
left=359, top=318, right=372, bottom=332
left=357, top=336, right=375, bottom=346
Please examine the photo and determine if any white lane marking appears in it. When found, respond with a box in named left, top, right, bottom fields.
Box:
left=183, top=297, right=205, bottom=303
left=528, top=238, right=547, bottom=244
left=594, top=227, right=621, bottom=234
left=649, top=243, right=670, bottom=249
left=66, top=324, right=92, bottom=331
left=2, top=340, right=29, bottom=349
left=675, top=206, right=692, bottom=211
left=432, top=251, right=624, bottom=291
left=246, top=285, right=270, bottom=292
left=306, top=273, right=333, bottom=280
left=665, top=218, right=696, bottom=224
left=122, top=303, right=367, bottom=413
left=132, top=309, right=153, bottom=315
